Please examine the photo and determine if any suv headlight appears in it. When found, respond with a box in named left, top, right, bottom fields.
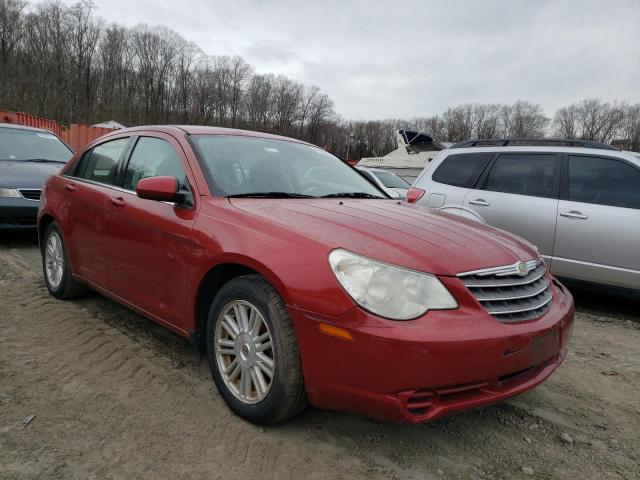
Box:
left=0, top=188, right=20, bottom=198
left=328, top=249, right=458, bottom=320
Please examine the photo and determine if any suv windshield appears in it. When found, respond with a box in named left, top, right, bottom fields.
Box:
left=192, top=135, right=386, bottom=198
left=373, top=170, right=410, bottom=189
left=0, top=127, right=73, bottom=163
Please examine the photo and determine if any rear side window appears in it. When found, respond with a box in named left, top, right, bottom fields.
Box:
left=568, top=155, right=640, bottom=209
left=122, top=137, right=187, bottom=191
left=74, top=138, right=130, bottom=185
left=431, top=152, right=493, bottom=188
left=484, top=154, right=557, bottom=198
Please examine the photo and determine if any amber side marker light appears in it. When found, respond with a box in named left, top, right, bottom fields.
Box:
left=318, top=323, right=353, bottom=342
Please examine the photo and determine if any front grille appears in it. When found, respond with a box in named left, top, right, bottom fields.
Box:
left=18, top=189, right=41, bottom=201
left=458, top=260, right=552, bottom=323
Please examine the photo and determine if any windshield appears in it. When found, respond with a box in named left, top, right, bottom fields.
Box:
left=0, top=127, right=73, bottom=163
left=373, top=170, right=410, bottom=189
left=192, top=135, right=386, bottom=198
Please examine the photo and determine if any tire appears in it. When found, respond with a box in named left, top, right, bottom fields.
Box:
left=206, top=275, right=307, bottom=425
left=41, top=222, right=86, bottom=299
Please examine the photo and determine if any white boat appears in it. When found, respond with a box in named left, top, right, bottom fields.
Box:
left=356, top=130, right=445, bottom=182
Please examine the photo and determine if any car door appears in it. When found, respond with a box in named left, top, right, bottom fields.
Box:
left=553, top=154, right=640, bottom=290
left=63, top=136, right=131, bottom=286
left=416, top=152, right=494, bottom=214
left=462, top=153, right=560, bottom=262
left=103, top=133, right=199, bottom=331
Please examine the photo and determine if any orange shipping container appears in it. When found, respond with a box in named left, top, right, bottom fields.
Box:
left=68, top=124, right=116, bottom=151
left=0, top=109, right=66, bottom=138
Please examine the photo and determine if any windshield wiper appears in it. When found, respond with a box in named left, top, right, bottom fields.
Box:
left=16, top=158, right=67, bottom=164
left=226, top=192, right=316, bottom=199
left=320, top=192, right=386, bottom=199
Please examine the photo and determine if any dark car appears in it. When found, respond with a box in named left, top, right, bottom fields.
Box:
left=0, top=123, right=73, bottom=230
left=38, top=126, right=574, bottom=425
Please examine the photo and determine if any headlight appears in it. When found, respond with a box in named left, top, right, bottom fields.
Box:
left=328, top=249, right=458, bottom=320
left=0, top=188, right=20, bottom=198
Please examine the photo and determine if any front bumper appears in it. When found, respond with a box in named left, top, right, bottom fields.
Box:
left=290, top=278, right=575, bottom=423
left=0, top=197, right=39, bottom=230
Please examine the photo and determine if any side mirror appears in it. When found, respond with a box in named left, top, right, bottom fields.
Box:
left=136, top=176, right=178, bottom=202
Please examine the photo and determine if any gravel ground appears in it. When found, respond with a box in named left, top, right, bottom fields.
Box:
left=1, top=231, right=639, bottom=480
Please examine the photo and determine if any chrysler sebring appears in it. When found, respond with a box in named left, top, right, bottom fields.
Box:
left=38, top=126, right=574, bottom=425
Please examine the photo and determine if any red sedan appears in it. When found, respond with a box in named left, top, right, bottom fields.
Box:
left=38, top=126, right=574, bottom=425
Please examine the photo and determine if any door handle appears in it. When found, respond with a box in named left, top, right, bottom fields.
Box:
left=109, top=196, right=126, bottom=208
left=469, top=199, right=491, bottom=206
left=64, top=184, right=76, bottom=192
left=560, top=211, right=588, bottom=220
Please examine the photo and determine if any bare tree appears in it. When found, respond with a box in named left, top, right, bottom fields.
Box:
left=0, top=0, right=27, bottom=105
left=620, top=104, right=640, bottom=151
left=65, top=0, right=101, bottom=122
left=553, top=105, right=577, bottom=138
left=306, top=92, right=333, bottom=143
left=474, top=104, right=501, bottom=139
left=228, top=55, right=251, bottom=128
left=500, top=101, right=548, bottom=138
left=272, top=75, right=303, bottom=135
left=573, top=98, right=626, bottom=143
left=173, top=41, right=200, bottom=123
left=245, top=74, right=274, bottom=131
left=552, top=98, right=628, bottom=143
left=3, top=0, right=638, bottom=161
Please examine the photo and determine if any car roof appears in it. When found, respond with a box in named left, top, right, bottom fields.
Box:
left=0, top=122, right=49, bottom=133
left=105, top=125, right=314, bottom=146
left=439, top=145, right=640, bottom=162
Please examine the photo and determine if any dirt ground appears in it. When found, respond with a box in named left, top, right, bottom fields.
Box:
left=1, top=232, right=638, bottom=480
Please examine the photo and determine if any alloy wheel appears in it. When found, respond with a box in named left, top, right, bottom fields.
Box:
left=44, top=231, right=64, bottom=289
left=215, top=300, right=275, bottom=404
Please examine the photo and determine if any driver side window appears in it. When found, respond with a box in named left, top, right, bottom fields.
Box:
left=122, top=137, right=187, bottom=191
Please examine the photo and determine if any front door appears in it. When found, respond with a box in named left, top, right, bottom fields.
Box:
left=103, top=134, right=198, bottom=331
left=463, top=153, right=560, bottom=262
left=553, top=154, right=640, bottom=290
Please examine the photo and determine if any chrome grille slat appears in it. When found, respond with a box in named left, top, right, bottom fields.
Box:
left=459, top=260, right=552, bottom=323
left=485, top=289, right=553, bottom=315
left=18, top=189, right=42, bottom=201
left=462, top=265, right=546, bottom=288
left=470, top=279, right=549, bottom=302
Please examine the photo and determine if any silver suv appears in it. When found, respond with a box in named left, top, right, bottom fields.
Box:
left=408, top=139, right=640, bottom=294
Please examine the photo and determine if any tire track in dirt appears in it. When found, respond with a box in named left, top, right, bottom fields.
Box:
left=0, top=244, right=411, bottom=480
left=2, top=239, right=639, bottom=480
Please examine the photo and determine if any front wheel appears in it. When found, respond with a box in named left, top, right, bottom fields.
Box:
left=206, top=275, right=307, bottom=425
left=42, top=222, right=86, bottom=299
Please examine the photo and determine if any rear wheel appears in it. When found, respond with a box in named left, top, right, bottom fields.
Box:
left=206, top=275, right=307, bottom=424
left=42, top=222, right=86, bottom=299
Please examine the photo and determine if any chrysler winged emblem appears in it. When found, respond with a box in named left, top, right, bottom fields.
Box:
left=517, top=261, right=528, bottom=276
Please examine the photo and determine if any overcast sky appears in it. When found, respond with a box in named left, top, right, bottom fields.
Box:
left=63, top=0, right=640, bottom=120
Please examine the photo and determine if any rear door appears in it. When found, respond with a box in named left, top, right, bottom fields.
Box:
left=103, top=133, right=199, bottom=331
left=462, top=153, right=560, bottom=261
left=63, top=136, right=131, bottom=286
left=417, top=152, right=494, bottom=214
left=553, top=154, right=640, bottom=290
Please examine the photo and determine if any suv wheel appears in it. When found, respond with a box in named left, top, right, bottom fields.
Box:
left=206, top=275, right=307, bottom=424
left=42, top=222, right=86, bottom=299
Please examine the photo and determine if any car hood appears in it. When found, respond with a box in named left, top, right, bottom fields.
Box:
left=0, top=161, right=63, bottom=189
left=229, top=199, right=539, bottom=276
